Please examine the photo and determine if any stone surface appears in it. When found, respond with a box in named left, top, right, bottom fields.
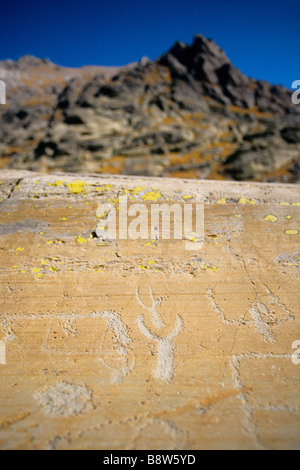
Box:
left=0, top=170, right=299, bottom=450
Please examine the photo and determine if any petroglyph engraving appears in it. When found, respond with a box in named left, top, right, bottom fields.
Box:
left=98, top=310, right=135, bottom=383
left=128, top=417, right=185, bottom=450
left=136, top=286, right=183, bottom=381
left=228, top=352, right=297, bottom=448
left=207, top=285, right=294, bottom=343
left=35, top=381, right=93, bottom=416
left=0, top=310, right=135, bottom=384
left=136, top=285, right=165, bottom=328
left=0, top=340, right=5, bottom=364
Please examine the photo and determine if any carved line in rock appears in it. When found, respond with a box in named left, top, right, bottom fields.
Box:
left=0, top=310, right=135, bottom=384
left=136, top=285, right=183, bottom=382
left=206, top=284, right=294, bottom=343
left=229, top=352, right=297, bottom=449
left=0, top=283, right=295, bottom=384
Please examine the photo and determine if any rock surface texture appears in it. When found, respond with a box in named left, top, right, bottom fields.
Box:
left=0, top=34, right=300, bottom=182
left=0, top=170, right=299, bottom=449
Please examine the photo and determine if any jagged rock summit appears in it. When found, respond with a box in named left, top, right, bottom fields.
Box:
left=0, top=34, right=299, bottom=182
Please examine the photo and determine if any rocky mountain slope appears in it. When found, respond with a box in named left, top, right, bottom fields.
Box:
left=0, top=34, right=299, bottom=182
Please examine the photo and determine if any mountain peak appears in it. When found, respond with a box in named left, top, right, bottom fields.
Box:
left=0, top=35, right=299, bottom=182
left=158, top=34, right=231, bottom=84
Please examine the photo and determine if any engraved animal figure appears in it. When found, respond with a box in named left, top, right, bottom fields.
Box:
left=0, top=310, right=135, bottom=384
left=207, top=285, right=294, bottom=343
left=136, top=286, right=183, bottom=381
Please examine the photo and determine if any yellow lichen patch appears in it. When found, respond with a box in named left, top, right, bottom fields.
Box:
left=239, top=197, right=256, bottom=204
left=59, top=217, right=68, bottom=221
left=66, top=180, right=87, bottom=194
left=228, top=105, right=273, bottom=118
left=182, top=195, right=193, bottom=200
left=76, top=235, right=87, bottom=243
left=142, top=190, right=162, bottom=202
left=264, top=215, right=278, bottom=223
left=285, top=230, right=298, bottom=235
left=161, top=116, right=176, bottom=125
left=16, top=247, right=25, bottom=252
left=40, top=260, right=47, bottom=265
left=46, top=240, right=54, bottom=245
left=292, top=202, right=300, bottom=206
left=144, top=241, right=154, bottom=247
left=209, top=266, right=220, bottom=272
left=49, top=266, right=58, bottom=272
left=217, top=197, right=226, bottom=204
left=203, top=264, right=220, bottom=272
left=35, top=180, right=40, bottom=184
left=132, top=186, right=147, bottom=195
left=36, top=273, right=43, bottom=279
left=280, top=202, right=289, bottom=206
left=147, top=260, right=156, bottom=265
left=11, top=265, right=19, bottom=269
left=97, top=212, right=107, bottom=219
left=32, top=268, right=41, bottom=273
left=234, top=214, right=241, bottom=218
left=39, top=231, right=45, bottom=235
left=52, top=180, right=65, bottom=187
left=285, top=215, right=292, bottom=220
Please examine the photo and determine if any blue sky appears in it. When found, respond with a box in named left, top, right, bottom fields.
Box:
left=1, top=0, right=299, bottom=88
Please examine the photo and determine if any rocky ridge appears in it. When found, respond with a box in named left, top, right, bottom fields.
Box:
left=0, top=34, right=299, bottom=182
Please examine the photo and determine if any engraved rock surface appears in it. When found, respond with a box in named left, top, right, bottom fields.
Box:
left=0, top=170, right=299, bottom=449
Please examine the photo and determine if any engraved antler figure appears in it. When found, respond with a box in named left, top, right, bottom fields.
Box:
left=136, top=285, right=165, bottom=328
left=136, top=285, right=183, bottom=381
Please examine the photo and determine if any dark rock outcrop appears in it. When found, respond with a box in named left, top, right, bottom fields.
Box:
left=0, top=34, right=299, bottom=182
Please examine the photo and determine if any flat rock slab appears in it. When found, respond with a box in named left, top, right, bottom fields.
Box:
left=0, top=170, right=299, bottom=450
